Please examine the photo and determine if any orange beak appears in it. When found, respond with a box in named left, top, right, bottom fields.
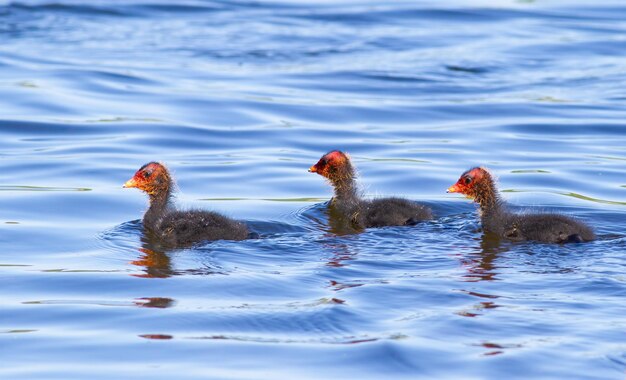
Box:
left=447, top=183, right=461, bottom=193
left=123, top=177, right=139, bottom=189
left=308, top=165, right=318, bottom=173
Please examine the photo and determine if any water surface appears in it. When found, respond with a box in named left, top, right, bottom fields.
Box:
left=1, top=0, right=626, bottom=378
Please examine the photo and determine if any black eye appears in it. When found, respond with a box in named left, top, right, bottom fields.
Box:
left=464, top=177, right=472, bottom=185
left=144, top=170, right=152, bottom=178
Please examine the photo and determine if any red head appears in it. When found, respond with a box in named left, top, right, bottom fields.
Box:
left=308, top=150, right=351, bottom=179
left=123, top=162, right=171, bottom=195
left=447, top=167, right=491, bottom=198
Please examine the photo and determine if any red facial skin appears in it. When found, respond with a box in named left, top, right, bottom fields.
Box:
left=308, top=150, right=349, bottom=179
left=123, top=162, right=169, bottom=195
left=447, top=167, right=489, bottom=199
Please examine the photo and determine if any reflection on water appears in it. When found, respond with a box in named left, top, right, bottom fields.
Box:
left=22, top=297, right=175, bottom=309
left=460, top=233, right=511, bottom=282
left=326, top=204, right=363, bottom=236
left=130, top=228, right=229, bottom=278
left=323, top=240, right=358, bottom=268
left=328, top=280, right=364, bottom=291
left=184, top=333, right=385, bottom=345
left=132, top=228, right=176, bottom=278
left=139, top=334, right=173, bottom=340
left=133, top=297, right=176, bottom=308
left=472, top=341, right=524, bottom=357
left=456, top=299, right=500, bottom=318
left=131, top=247, right=173, bottom=278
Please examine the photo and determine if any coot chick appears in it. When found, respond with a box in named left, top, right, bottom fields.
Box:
left=309, top=150, right=432, bottom=229
left=123, top=162, right=248, bottom=246
left=447, top=167, right=595, bottom=243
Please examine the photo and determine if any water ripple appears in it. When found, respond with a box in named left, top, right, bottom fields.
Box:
left=1, top=1, right=625, bottom=379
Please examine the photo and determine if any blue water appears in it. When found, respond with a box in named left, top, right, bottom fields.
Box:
left=1, top=0, right=626, bottom=378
